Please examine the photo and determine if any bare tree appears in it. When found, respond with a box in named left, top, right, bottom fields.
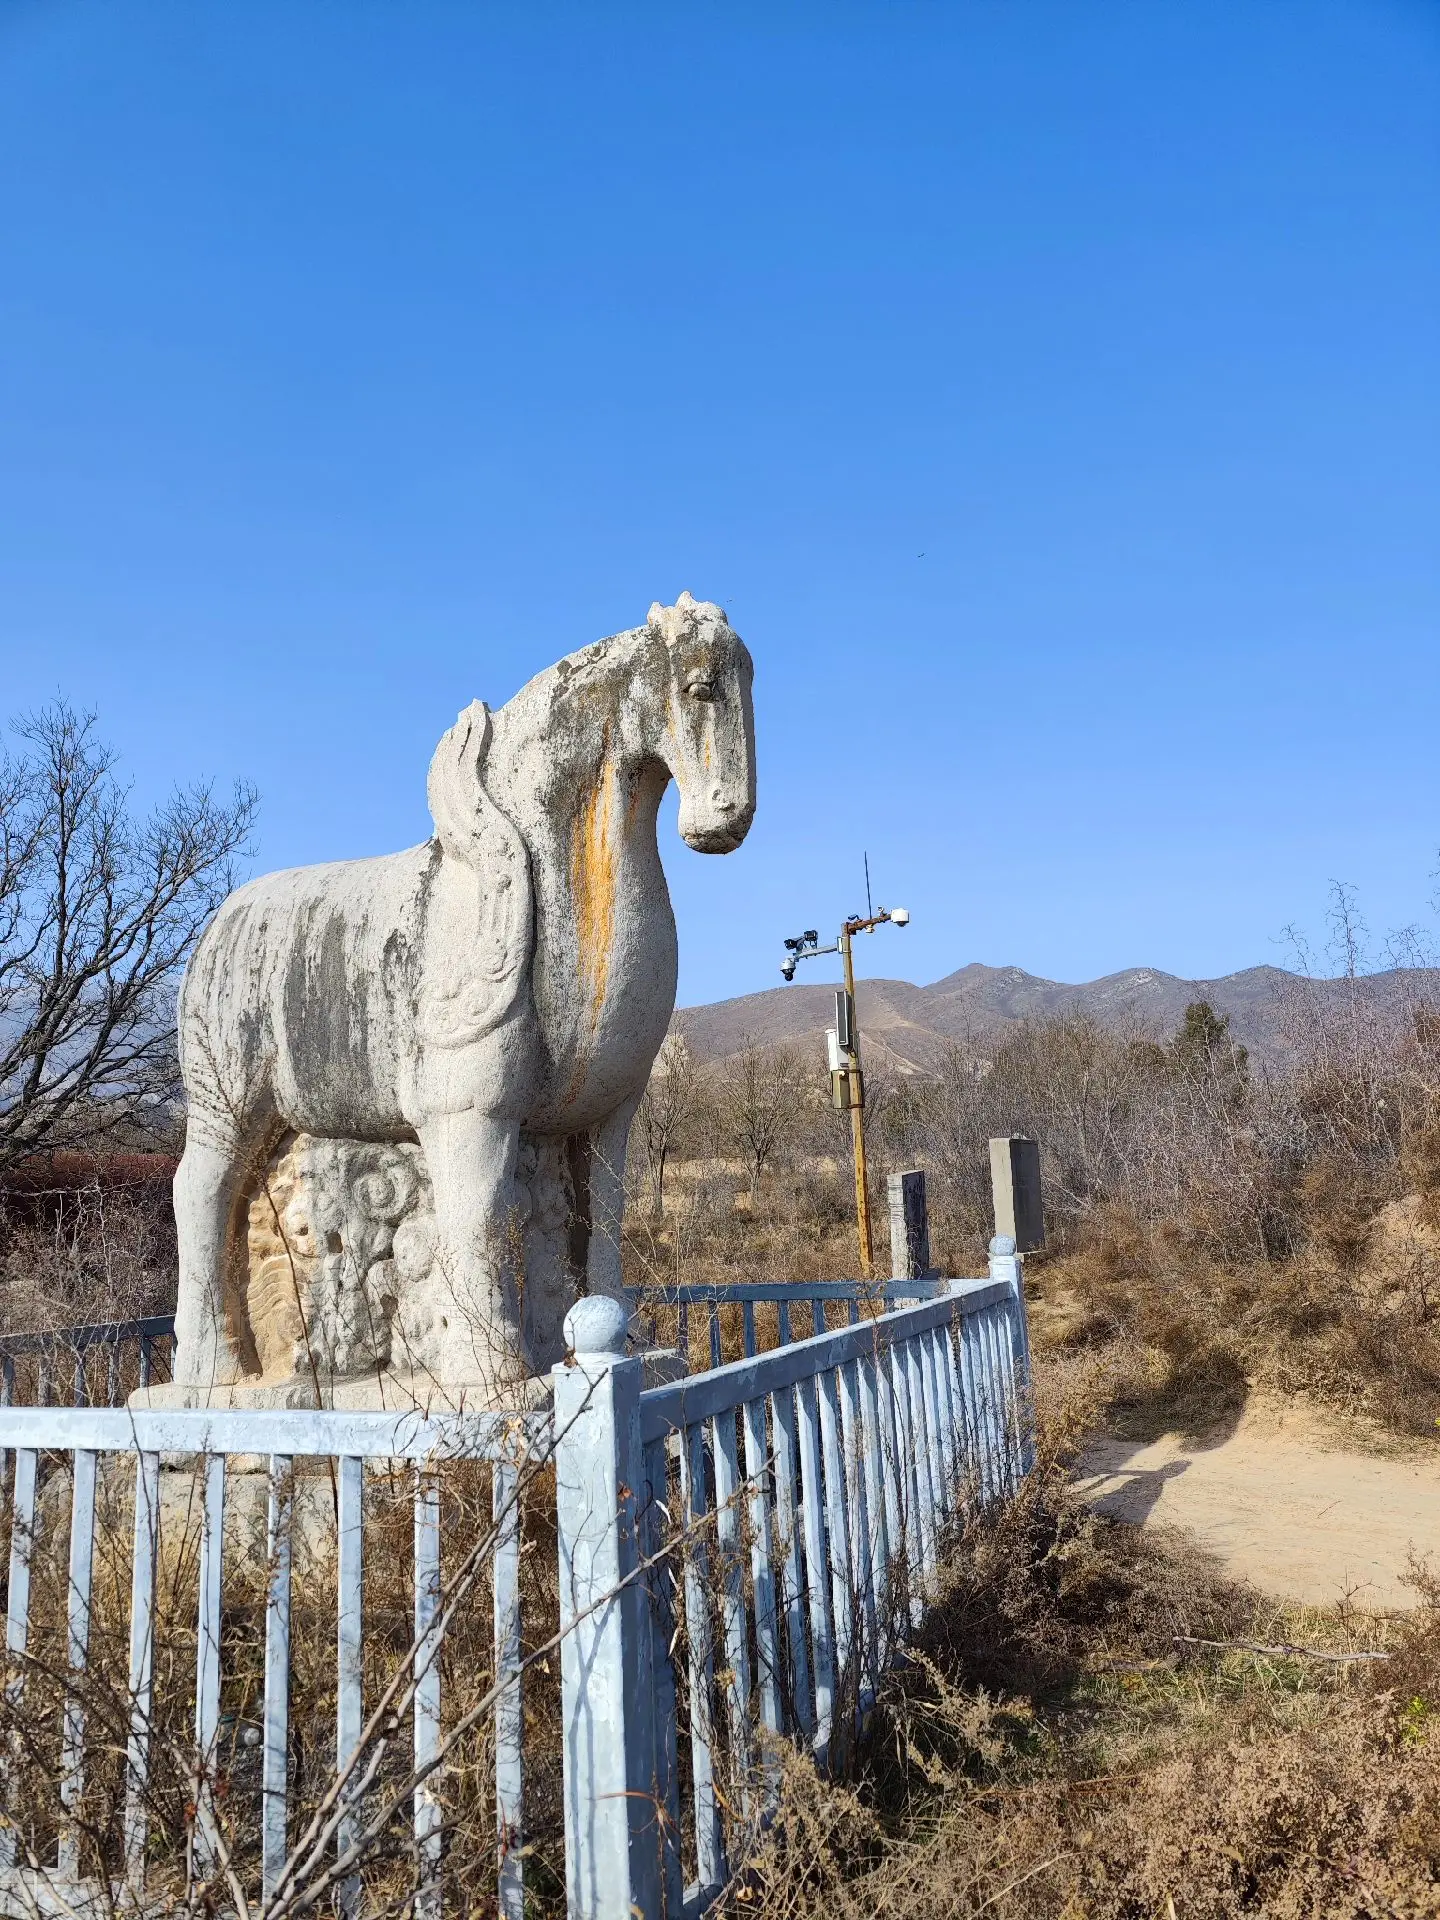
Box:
left=726, top=1037, right=802, bottom=1204
left=634, top=1031, right=696, bottom=1217
left=0, top=701, right=256, bottom=1170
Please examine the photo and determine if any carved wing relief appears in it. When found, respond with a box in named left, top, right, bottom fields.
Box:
left=420, top=700, right=534, bottom=1049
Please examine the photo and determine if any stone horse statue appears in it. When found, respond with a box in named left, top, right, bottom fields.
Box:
left=173, top=593, right=755, bottom=1398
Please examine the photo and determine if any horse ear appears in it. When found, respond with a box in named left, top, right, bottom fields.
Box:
left=427, top=700, right=492, bottom=861
left=647, top=594, right=700, bottom=647
left=648, top=591, right=725, bottom=646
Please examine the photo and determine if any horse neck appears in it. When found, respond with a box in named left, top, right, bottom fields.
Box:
left=487, top=631, right=671, bottom=886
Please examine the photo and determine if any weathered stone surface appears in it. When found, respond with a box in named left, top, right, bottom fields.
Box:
left=167, top=594, right=755, bottom=1405
left=244, top=1132, right=425, bottom=1385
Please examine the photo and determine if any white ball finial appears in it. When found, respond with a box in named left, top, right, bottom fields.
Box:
left=563, top=1295, right=630, bottom=1358
left=989, top=1233, right=1017, bottom=1257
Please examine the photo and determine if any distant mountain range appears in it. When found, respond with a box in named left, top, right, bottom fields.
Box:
left=675, top=963, right=1440, bottom=1075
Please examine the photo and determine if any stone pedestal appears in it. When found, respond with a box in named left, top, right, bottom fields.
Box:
left=168, top=1128, right=585, bottom=1408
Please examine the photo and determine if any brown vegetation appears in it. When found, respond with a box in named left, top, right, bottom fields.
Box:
left=5, top=858, right=1440, bottom=1910
left=724, top=1365, right=1440, bottom=1919
left=0, top=1165, right=176, bottom=1336
left=632, top=890, right=1440, bottom=1441
left=615, top=904, right=1440, bottom=1911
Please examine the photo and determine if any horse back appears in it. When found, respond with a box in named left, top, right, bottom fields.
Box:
left=180, top=845, right=438, bottom=1141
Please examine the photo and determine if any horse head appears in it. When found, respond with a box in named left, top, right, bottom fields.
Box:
left=646, top=592, right=756, bottom=854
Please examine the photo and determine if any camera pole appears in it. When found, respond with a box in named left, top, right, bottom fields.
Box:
left=780, top=898, right=910, bottom=1279
left=840, top=913, right=875, bottom=1275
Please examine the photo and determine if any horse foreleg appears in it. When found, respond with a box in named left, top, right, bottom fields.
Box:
left=418, top=1109, right=527, bottom=1401
left=584, top=1094, right=641, bottom=1315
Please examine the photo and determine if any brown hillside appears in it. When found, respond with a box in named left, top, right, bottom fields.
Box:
left=675, top=961, right=1440, bottom=1071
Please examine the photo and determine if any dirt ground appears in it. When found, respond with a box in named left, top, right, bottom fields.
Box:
left=1075, top=1391, right=1440, bottom=1609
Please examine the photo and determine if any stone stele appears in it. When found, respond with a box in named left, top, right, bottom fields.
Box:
left=157, top=593, right=755, bottom=1408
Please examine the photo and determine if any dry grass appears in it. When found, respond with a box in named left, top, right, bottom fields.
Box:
left=617, top=977, right=1440, bottom=1908
left=1040, top=1197, right=1440, bottom=1445
left=7, top=927, right=1440, bottom=1910
left=0, top=1452, right=571, bottom=1917
left=0, top=1177, right=176, bottom=1336
left=9, top=1362, right=1436, bottom=1918
left=725, top=1368, right=1440, bottom=1919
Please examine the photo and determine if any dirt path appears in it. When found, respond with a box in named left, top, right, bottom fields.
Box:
left=1075, top=1393, right=1440, bottom=1609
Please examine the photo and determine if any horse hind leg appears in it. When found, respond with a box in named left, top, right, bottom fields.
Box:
left=584, top=1094, right=641, bottom=1313
left=172, top=1129, right=263, bottom=1390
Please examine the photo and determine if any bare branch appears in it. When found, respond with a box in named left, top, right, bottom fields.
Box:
left=0, top=700, right=257, bottom=1169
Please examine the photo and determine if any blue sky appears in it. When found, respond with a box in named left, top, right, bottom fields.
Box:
left=2, top=1, right=1437, bottom=1006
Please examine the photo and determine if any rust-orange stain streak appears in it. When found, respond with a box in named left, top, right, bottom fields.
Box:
left=570, top=760, right=618, bottom=1046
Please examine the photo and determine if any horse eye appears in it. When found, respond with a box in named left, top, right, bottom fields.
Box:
left=687, top=680, right=716, bottom=703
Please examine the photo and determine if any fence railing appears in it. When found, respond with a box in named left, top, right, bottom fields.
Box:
left=551, top=1237, right=1032, bottom=1918
left=0, top=1405, right=551, bottom=1920
left=0, top=1241, right=1033, bottom=1920
left=0, top=1287, right=950, bottom=1407
left=0, top=1315, right=176, bottom=1408
left=639, top=1279, right=949, bottom=1373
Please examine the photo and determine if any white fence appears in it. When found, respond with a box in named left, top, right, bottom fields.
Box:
left=650, top=1278, right=951, bottom=1372
left=0, top=1239, right=1032, bottom=1920
left=555, top=1242, right=1031, bottom=1917
left=0, top=1406, right=549, bottom=1920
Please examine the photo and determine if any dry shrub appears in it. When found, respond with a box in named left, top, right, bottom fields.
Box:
left=846, top=898, right=1440, bottom=1438
left=741, top=1705, right=1440, bottom=1919
left=622, top=1156, right=873, bottom=1365
left=0, top=1178, right=176, bottom=1333
left=1222, top=1188, right=1440, bottom=1437
left=866, top=1415, right=1258, bottom=1766
left=1038, top=1173, right=1440, bottom=1440
left=1378, top=1557, right=1440, bottom=1717
left=1299, top=1154, right=1390, bottom=1273
left=1045, top=1216, right=1251, bottom=1441
left=728, top=1419, right=1440, bottom=1919
left=1405, top=1120, right=1440, bottom=1234
left=1264, top=1289, right=1440, bottom=1438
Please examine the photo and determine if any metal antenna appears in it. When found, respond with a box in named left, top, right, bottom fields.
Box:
left=864, top=851, right=873, bottom=921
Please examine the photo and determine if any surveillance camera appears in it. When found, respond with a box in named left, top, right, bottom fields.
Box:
left=780, top=956, right=798, bottom=982
left=803, top=930, right=819, bottom=946
left=890, top=907, right=910, bottom=927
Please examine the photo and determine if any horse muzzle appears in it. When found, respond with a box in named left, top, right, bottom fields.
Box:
left=683, top=823, right=747, bottom=854
left=679, top=793, right=754, bottom=854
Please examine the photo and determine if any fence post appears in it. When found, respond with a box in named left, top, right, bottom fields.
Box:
left=988, top=1234, right=1036, bottom=1474
left=552, top=1297, right=664, bottom=1920
left=887, top=1169, right=931, bottom=1284
left=988, top=1136, right=1045, bottom=1252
